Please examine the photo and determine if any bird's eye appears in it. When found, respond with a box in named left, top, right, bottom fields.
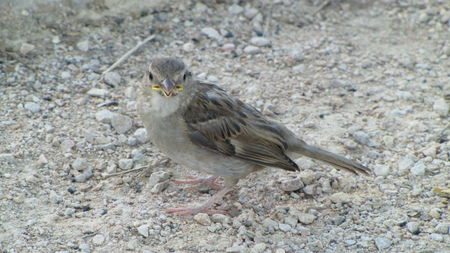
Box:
left=175, top=85, right=184, bottom=91
left=149, top=72, right=153, bottom=81
left=151, top=85, right=161, bottom=90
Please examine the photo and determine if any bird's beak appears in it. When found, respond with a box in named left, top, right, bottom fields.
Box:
left=161, top=78, right=175, bottom=97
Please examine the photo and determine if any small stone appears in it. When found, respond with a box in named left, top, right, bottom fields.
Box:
left=345, top=239, right=356, bottom=245
left=111, top=113, right=133, bottom=134
left=244, top=6, right=259, bottom=19
left=374, top=164, right=390, bottom=176
left=79, top=243, right=91, bottom=253
left=429, top=233, right=443, bottom=241
left=221, top=43, right=236, bottom=51
left=133, top=128, right=149, bottom=143
left=201, top=27, right=222, bottom=41
left=0, top=153, right=15, bottom=161
left=60, top=139, right=75, bottom=152
left=194, top=213, right=211, bottom=225
left=211, top=214, right=230, bottom=224
left=137, top=225, right=149, bottom=237
left=275, top=249, right=285, bottom=253
left=351, top=131, right=377, bottom=147
left=398, top=156, right=415, bottom=175
left=250, top=37, right=271, bottom=47
left=87, top=88, right=109, bottom=98
left=77, top=40, right=89, bottom=52
left=303, top=185, right=316, bottom=195
left=429, top=208, right=441, bottom=219
left=287, top=49, right=304, bottom=66
left=298, top=170, right=317, bottom=185
left=434, top=223, right=449, bottom=234
left=278, top=223, right=291, bottom=232
left=292, top=64, right=306, bottom=74
left=74, top=169, right=93, bottom=183
left=150, top=181, right=169, bottom=193
left=297, top=213, right=316, bottom=225
left=52, top=36, right=60, bottom=44
left=410, top=162, right=426, bottom=176
left=104, top=72, right=121, bottom=86
left=95, top=109, right=113, bottom=123
left=262, top=218, right=278, bottom=229
left=92, top=234, right=105, bottom=245
left=226, top=246, right=245, bottom=253
left=60, top=71, right=71, bottom=79
left=406, top=221, right=420, bottom=234
left=72, top=158, right=89, bottom=171
left=118, top=159, right=133, bottom=170
left=20, top=43, right=35, bottom=55
left=280, top=178, right=304, bottom=192
left=182, top=42, right=195, bottom=52
left=251, top=243, right=267, bottom=253
left=374, top=237, right=392, bottom=250
left=244, top=45, right=262, bottom=54
left=433, top=98, right=449, bottom=117
left=148, top=171, right=171, bottom=187
left=37, top=154, right=48, bottom=165
left=228, top=4, right=243, bottom=15
left=24, top=102, right=40, bottom=113
left=330, top=192, right=351, bottom=204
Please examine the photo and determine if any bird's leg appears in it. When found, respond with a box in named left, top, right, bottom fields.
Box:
left=166, top=185, right=233, bottom=215
left=172, top=175, right=223, bottom=190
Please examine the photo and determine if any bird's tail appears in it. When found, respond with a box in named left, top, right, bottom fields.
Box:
left=292, top=142, right=370, bottom=176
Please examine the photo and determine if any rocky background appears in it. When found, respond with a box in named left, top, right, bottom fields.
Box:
left=1, top=0, right=449, bottom=252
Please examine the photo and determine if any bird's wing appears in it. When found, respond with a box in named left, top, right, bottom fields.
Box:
left=183, top=82, right=298, bottom=171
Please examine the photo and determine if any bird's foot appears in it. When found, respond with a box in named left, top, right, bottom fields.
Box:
left=172, top=176, right=223, bottom=190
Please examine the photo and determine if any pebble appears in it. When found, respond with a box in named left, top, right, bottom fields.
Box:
left=297, top=213, right=316, bottom=225
left=303, top=185, right=316, bottom=195
left=410, top=162, right=426, bottom=176
left=95, top=109, right=113, bottom=123
left=150, top=181, right=169, bottom=193
left=92, top=234, right=105, bottom=245
left=87, top=88, right=109, bottom=98
left=228, top=4, right=243, bottom=15
left=429, top=233, right=443, bottom=242
left=374, top=237, right=392, bottom=250
left=345, top=239, right=356, bottom=245
left=72, top=157, right=89, bottom=171
left=0, top=153, right=15, bottom=161
left=429, top=208, right=441, bottom=219
left=351, top=131, right=377, bottom=147
left=201, top=27, right=222, bottom=41
left=292, top=64, right=306, bottom=74
left=287, top=49, right=304, bottom=66
left=434, top=223, right=449, bottom=234
left=77, top=40, right=89, bottom=52
left=262, top=218, right=278, bottom=230
left=60, top=71, right=71, bottom=79
left=74, top=169, right=93, bottom=183
left=278, top=223, right=291, bottom=232
left=20, top=43, right=35, bottom=55
left=137, top=225, right=149, bottom=237
left=250, top=37, right=272, bottom=47
left=118, top=159, right=133, bottom=170
left=280, top=178, right=304, bottom=191
left=251, top=243, right=267, bottom=253
left=398, top=156, right=415, bottom=175
left=133, top=128, right=149, bottom=143
left=221, top=43, right=236, bottom=51
left=24, top=102, right=41, bottom=113
left=406, top=221, right=420, bottom=234
left=148, top=171, right=171, bottom=186
left=433, top=98, right=449, bottom=117
left=329, top=192, right=351, bottom=204
left=373, top=164, right=390, bottom=176
left=79, top=243, right=91, bottom=253
left=103, top=72, right=121, bottom=86
left=111, top=113, right=133, bottom=134
left=226, top=246, right=245, bottom=253
left=194, top=213, right=211, bottom=225
left=244, top=45, right=262, bottom=54
left=298, top=170, right=317, bottom=185
left=211, top=214, right=230, bottom=224
left=60, top=139, right=75, bottom=152
left=182, top=42, right=195, bottom=52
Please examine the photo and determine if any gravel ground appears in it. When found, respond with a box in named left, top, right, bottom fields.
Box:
left=1, top=0, right=449, bottom=252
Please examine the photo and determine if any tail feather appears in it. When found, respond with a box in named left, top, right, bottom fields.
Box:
left=293, top=143, right=370, bottom=176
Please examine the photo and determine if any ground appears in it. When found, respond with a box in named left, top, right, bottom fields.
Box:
left=0, top=0, right=449, bottom=252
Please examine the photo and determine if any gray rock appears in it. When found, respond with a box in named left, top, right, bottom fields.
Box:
left=278, top=223, right=291, bottom=232
left=250, top=37, right=271, bottom=47
left=104, top=71, right=121, bottom=86
left=228, top=4, right=243, bottom=15
left=74, top=169, right=93, bottom=183
left=284, top=216, right=298, bottom=226
left=251, top=243, right=267, bottom=253
left=221, top=43, right=236, bottom=51
left=345, top=239, right=356, bottom=245
left=433, top=98, right=449, bottom=117
left=95, top=109, right=113, bottom=123
left=298, top=170, right=317, bottom=185
left=150, top=181, right=169, bottom=193
left=262, top=218, right=278, bottom=230
left=280, top=178, right=304, bottom=191
left=24, top=102, right=40, bottom=113
left=60, top=71, right=71, bottom=79
left=244, top=6, right=259, bottom=19
left=137, top=225, right=149, bottom=237
left=226, top=245, right=245, bottom=253
left=87, top=88, right=109, bottom=98
left=77, top=40, right=89, bottom=52
left=429, top=233, right=443, bottom=242
left=148, top=171, right=171, bottom=187
left=118, top=159, right=133, bottom=170
left=410, top=162, right=426, bottom=176
left=303, top=185, right=316, bottom=195
left=72, top=158, right=89, bottom=171
left=133, top=128, right=149, bottom=143
left=406, top=221, right=420, bottom=234
left=211, top=214, right=230, bottom=224
left=194, top=213, right=211, bottom=225
left=297, top=213, right=316, bottom=225
left=352, top=131, right=377, bottom=147
left=244, top=45, right=262, bottom=54
left=60, top=139, right=75, bottom=152
left=374, top=237, right=392, bottom=250
left=111, top=113, right=132, bottom=134
left=398, top=156, right=416, bottom=175
left=374, top=165, right=390, bottom=176
left=20, top=43, right=35, bottom=55
left=330, top=192, right=351, bottom=204
left=79, top=243, right=91, bottom=253
left=434, top=223, right=449, bottom=234
left=201, top=27, right=222, bottom=41
left=182, top=42, right=195, bottom=52
left=92, top=234, right=105, bottom=245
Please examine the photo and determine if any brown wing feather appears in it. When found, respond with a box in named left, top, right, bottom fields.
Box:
left=183, top=82, right=299, bottom=171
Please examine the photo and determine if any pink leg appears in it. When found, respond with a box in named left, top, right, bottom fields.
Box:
left=166, top=186, right=233, bottom=215
left=172, top=176, right=223, bottom=190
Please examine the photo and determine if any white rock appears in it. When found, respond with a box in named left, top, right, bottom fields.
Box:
left=434, top=223, right=449, bottom=234
left=410, top=162, right=426, bottom=176
left=352, top=131, right=377, bottom=147
left=433, top=98, right=449, bottom=117
left=182, top=42, right=195, bottom=52
left=79, top=243, right=90, bottom=253
left=60, top=71, right=71, bottom=79
left=221, top=43, right=236, bottom=51
left=406, top=221, right=420, bottom=234
left=77, top=40, right=89, bottom=52
left=374, top=164, right=390, bottom=176
left=72, top=157, right=89, bottom=171
left=244, top=45, right=262, bottom=54
left=150, top=181, right=169, bottom=193
left=194, top=213, right=211, bottom=225
left=0, top=153, right=15, bottom=161
left=244, top=6, right=259, bottom=19
left=211, top=214, right=230, bottom=224
left=228, top=4, right=243, bottom=15
left=137, top=225, right=149, bottom=237
left=60, top=139, right=75, bottom=152
left=298, top=170, right=317, bottom=185
left=104, top=72, right=121, bottom=86
left=201, top=27, right=222, bottom=41
left=111, top=113, right=132, bottom=134
left=133, top=128, right=149, bottom=143
left=374, top=237, right=392, bottom=250
left=24, top=102, right=40, bottom=113
left=330, top=192, right=351, bottom=204
left=87, top=88, right=109, bottom=97
left=297, top=213, right=316, bottom=224
left=148, top=171, right=171, bottom=187
left=118, top=159, right=133, bottom=170
left=250, top=37, right=271, bottom=47
left=74, top=169, right=93, bottom=183
left=398, top=156, right=415, bottom=175
left=278, top=223, right=291, bottom=232
left=20, top=43, right=35, bottom=55
left=92, top=234, right=105, bottom=245
left=430, top=233, right=443, bottom=241
left=95, top=109, right=113, bottom=123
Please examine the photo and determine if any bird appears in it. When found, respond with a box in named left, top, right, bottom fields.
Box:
left=137, top=57, right=370, bottom=215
